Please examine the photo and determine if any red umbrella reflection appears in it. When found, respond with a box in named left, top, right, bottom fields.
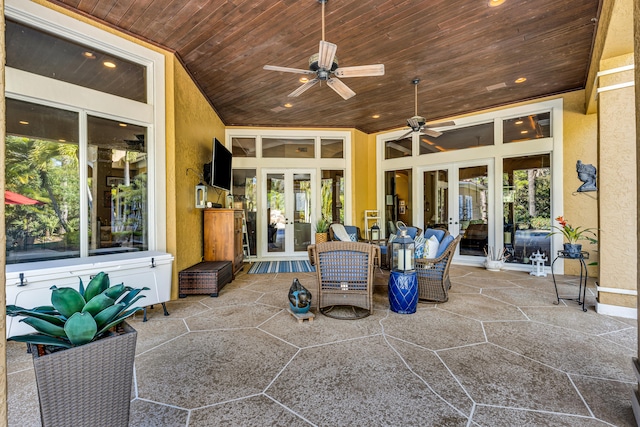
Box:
left=5, top=190, right=45, bottom=205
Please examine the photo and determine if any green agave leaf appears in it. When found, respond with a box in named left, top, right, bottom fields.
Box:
left=119, top=294, right=147, bottom=312
left=94, top=303, right=126, bottom=330
left=78, top=276, right=85, bottom=298
left=7, top=307, right=65, bottom=327
left=82, top=293, right=115, bottom=316
left=31, top=305, right=58, bottom=315
left=50, top=287, right=86, bottom=318
left=64, top=312, right=98, bottom=346
left=103, top=283, right=130, bottom=301
left=96, top=306, right=144, bottom=336
left=83, top=272, right=110, bottom=303
left=119, top=287, right=150, bottom=306
left=20, top=317, right=66, bottom=337
left=8, top=333, right=72, bottom=349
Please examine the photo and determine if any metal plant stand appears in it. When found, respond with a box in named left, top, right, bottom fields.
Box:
left=551, top=250, right=589, bottom=312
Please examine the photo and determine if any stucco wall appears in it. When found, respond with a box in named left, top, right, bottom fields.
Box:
left=171, top=62, right=226, bottom=298
left=351, top=130, right=377, bottom=231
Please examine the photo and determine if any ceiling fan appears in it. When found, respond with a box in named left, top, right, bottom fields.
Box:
left=263, top=0, right=384, bottom=100
left=397, top=79, right=455, bottom=139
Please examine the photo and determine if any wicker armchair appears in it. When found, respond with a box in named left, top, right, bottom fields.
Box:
left=307, top=241, right=380, bottom=318
left=328, top=224, right=363, bottom=242
left=415, top=235, right=461, bottom=302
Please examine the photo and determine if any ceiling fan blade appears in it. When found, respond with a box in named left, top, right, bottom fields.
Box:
left=326, top=77, right=355, bottom=100
left=406, top=117, right=421, bottom=130
left=425, top=120, right=455, bottom=128
left=318, top=40, right=337, bottom=70
left=263, top=65, right=314, bottom=75
left=422, top=128, right=443, bottom=138
left=288, top=78, right=319, bottom=97
left=397, top=130, right=413, bottom=140
left=334, top=64, right=385, bottom=78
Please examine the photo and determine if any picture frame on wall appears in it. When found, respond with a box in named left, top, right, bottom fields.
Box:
left=106, top=176, right=124, bottom=186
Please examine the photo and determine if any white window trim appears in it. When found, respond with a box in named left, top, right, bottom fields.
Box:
left=5, top=0, right=167, bottom=253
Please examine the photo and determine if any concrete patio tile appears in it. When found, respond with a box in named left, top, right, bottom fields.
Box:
left=127, top=316, right=189, bottom=355
left=260, top=308, right=385, bottom=348
left=522, top=306, right=637, bottom=336
left=482, top=287, right=563, bottom=307
left=439, top=342, right=591, bottom=415
left=135, top=329, right=297, bottom=409
left=186, top=303, right=282, bottom=331
left=7, top=368, right=40, bottom=427
left=448, top=281, right=482, bottom=294
left=471, top=406, right=611, bottom=426
left=189, top=395, right=311, bottom=426
left=600, top=327, right=638, bottom=352
left=572, top=375, right=637, bottom=426
left=129, top=399, right=189, bottom=426
left=387, top=337, right=475, bottom=416
left=267, top=335, right=468, bottom=426
left=198, top=288, right=263, bottom=308
left=381, top=307, right=485, bottom=351
left=452, top=275, right=519, bottom=289
left=6, top=341, right=33, bottom=374
left=439, top=293, right=529, bottom=322
left=484, top=321, right=635, bottom=382
left=160, top=297, right=216, bottom=318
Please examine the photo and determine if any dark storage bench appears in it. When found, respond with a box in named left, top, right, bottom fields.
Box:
left=179, top=261, right=233, bottom=297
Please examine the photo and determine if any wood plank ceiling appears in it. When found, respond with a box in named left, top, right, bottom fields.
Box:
left=46, top=0, right=602, bottom=134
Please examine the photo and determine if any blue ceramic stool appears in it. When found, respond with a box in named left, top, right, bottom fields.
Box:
left=388, top=271, right=418, bottom=314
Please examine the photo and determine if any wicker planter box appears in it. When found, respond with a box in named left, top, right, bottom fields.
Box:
left=31, top=322, right=137, bottom=427
left=179, top=261, right=232, bottom=297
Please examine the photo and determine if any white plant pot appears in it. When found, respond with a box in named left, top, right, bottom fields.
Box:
left=484, top=259, right=504, bottom=271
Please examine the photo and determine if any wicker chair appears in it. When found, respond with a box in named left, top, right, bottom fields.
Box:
left=415, top=235, right=461, bottom=302
left=328, top=224, right=363, bottom=242
left=307, top=241, right=380, bottom=318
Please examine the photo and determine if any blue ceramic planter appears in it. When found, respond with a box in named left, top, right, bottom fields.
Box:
left=388, top=271, right=418, bottom=314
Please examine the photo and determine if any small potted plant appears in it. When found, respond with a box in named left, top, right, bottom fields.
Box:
left=6, top=272, right=148, bottom=427
left=546, top=215, right=598, bottom=258
left=314, top=217, right=330, bottom=244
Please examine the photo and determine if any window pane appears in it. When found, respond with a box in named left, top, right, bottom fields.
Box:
left=504, top=112, right=551, bottom=143
left=320, top=170, right=344, bottom=224
left=88, top=116, right=148, bottom=255
left=385, top=136, right=411, bottom=159
left=232, top=169, right=257, bottom=255
left=6, top=99, right=80, bottom=264
left=384, top=169, right=412, bottom=237
left=232, top=137, right=256, bottom=157
left=6, top=19, right=146, bottom=103
left=503, top=154, right=551, bottom=265
left=420, top=122, right=494, bottom=154
left=262, top=138, right=314, bottom=158
left=321, top=138, right=343, bottom=158
left=459, top=166, right=489, bottom=257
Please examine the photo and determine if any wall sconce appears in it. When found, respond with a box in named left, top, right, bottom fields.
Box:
left=195, top=183, right=207, bottom=209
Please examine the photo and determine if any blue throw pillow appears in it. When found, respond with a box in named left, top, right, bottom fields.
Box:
left=424, top=228, right=445, bottom=242
left=436, top=235, right=454, bottom=258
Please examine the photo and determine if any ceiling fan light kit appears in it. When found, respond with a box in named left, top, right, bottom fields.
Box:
left=397, top=79, right=455, bottom=140
left=263, top=0, right=384, bottom=100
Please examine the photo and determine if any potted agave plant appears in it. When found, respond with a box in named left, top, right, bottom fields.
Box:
left=314, top=217, right=330, bottom=244
left=6, top=272, right=148, bottom=427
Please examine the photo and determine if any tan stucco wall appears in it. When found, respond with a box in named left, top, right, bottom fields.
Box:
left=351, top=130, right=377, bottom=231
left=597, top=54, right=636, bottom=307
left=171, top=62, right=225, bottom=298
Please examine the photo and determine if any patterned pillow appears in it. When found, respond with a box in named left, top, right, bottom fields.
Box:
left=349, top=233, right=358, bottom=242
left=424, top=235, right=441, bottom=259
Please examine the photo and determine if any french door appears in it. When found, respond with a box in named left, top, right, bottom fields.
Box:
left=262, top=169, right=316, bottom=258
left=418, top=160, right=493, bottom=261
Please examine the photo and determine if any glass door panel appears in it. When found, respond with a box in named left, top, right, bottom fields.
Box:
left=263, top=169, right=315, bottom=257
left=458, top=165, right=489, bottom=257
left=422, top=169, right=448, bottom=230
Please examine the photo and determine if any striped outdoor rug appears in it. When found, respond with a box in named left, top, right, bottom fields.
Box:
left=247, top=260, right=315, bottom=274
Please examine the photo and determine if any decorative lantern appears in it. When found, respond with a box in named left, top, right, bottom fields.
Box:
left=195, top=182, right=207, bottom=209
left=370, top=223, right=380, bottom=241
left=391, top=228, right=415, bottom=272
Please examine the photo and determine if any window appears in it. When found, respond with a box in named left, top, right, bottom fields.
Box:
left=420, top=122, right=494, bottom=154
left=385, top=136, right=412, bottom=159
left=503, top=112, right=551, bottom=143
left=231, top=137, right=256, bottom=158
left=6, top=2, right=166, bottom=263
left=262, top=138, right=315, bottom=158
left=321, top=138, right=344, bottom=158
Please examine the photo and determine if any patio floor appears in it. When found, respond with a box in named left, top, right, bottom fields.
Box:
left=7, top=265, right=638, bottom=426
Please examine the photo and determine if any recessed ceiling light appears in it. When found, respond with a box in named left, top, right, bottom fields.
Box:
left=284, top=103, right=293, bottom=108
left=119, top=123, right=128, bottom=127
left=520, top=130, right=528, bottom=134
left=299, top=77, right=309, bottom=83
left=19, top=120, right=29, bottom=125
left=515, top=77, right=527, bottom=83
left=372, top=114, right=380, bottom=119
left=488, top=0, right=506, bottom=7
left=83, top=51, right=96, bottom=59
left=515, top=120, right=523, bottom=125
left=103, top=61, right=116, bottom=68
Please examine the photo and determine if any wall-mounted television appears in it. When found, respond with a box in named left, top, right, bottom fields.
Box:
left=203, top=138, right=232, bottom=192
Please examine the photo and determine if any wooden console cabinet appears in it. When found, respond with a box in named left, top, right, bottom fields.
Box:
left=204, top=209, right=244, bottom=277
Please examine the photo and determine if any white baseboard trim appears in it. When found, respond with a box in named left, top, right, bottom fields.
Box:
left=595, top=301, right=638, bottom=319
